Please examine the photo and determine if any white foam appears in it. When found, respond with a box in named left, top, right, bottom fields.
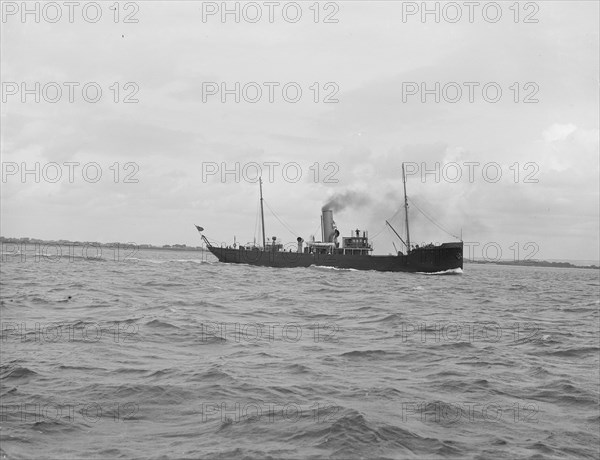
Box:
left=309, top=265, right=358, bottom=271
left=418, top=268, right=464, bottom=275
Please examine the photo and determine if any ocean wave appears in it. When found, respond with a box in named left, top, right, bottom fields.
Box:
left=340, top=349, right=390, bottom=359
left=0, top=364, right=38, bottom=380
left=544, top=346, right=600, bottom=358
left=173, top=259, right=209, bottom=264
left=145, top=319, right=180, bottom=329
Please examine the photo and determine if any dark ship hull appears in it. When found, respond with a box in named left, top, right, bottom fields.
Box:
left=206, top=241, right=463, bottom=273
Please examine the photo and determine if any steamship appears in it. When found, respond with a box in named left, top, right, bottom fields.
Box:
left=197, top=164, right=463, bottom=273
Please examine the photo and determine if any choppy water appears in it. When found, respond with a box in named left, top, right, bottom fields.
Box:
left=1, top=247, right=599, bottom=459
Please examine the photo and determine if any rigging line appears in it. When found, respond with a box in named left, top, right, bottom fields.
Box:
left=384, top=208, right=404, bottom=230
left=263, top=200, right=298, bottom=237
left=388, top=207, right=403, bottom=223
left=386, top=220, right=407, bottom=247
left=263, top=200, right=296, bottom=236
left=202, top=235, right=221, bottom=246
left=409, top=197, right=452, bottom=236
left=370, top=228, right=387, bottom=241
left=369, top=222, right=389, bottom=240
left=312, top=224, right=321, bottom=240
left=372, top=207, right=404, bottom=241
left=408, top=197, right=461, bottom=240
left=385, top=226, right=401, bottom=250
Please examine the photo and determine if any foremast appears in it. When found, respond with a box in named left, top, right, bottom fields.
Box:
left=402, top=163, right=411, bottom=253
left=259, top=177, right=266, bottom=249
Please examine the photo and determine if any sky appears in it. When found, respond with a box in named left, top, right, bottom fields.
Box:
left=1, top=1, right=599, bottom=261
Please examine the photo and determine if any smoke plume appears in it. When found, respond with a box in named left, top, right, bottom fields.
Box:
left=322, top=190, right=371, bottom=212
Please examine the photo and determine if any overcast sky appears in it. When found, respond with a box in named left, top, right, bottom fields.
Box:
left=1, top=1, right=598, bottom=261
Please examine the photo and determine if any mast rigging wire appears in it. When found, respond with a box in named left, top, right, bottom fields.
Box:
left=263, top=200, right=299, bottom=238
left=407, top=197, right=461, bottom=240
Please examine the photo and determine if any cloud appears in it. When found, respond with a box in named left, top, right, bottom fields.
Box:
left=543, top=123, right=577, bottom=143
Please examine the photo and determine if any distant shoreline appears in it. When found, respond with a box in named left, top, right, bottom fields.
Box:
left=464, top=259, right=599, bottom=270
left=0, top=237, right=205, bottom=252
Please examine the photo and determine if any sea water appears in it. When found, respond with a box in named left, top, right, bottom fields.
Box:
left=1, top=248, right=599, bottom=459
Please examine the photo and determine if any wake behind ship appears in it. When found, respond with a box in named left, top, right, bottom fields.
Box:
left=197, top=164, right=463, bottom=273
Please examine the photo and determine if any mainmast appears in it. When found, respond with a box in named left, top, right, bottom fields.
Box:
left=402, top=163, right=411, bottom=253
left=259, top=177, right=266, bottom=249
